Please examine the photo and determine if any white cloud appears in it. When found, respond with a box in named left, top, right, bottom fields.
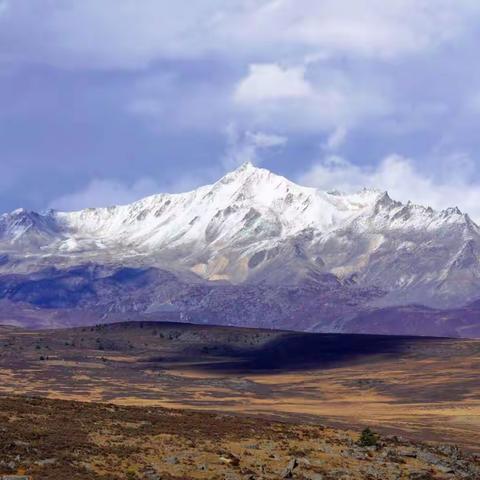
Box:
left=246, top=131, right=287, bottom=149
left=1, top=0, right=476, bottom=143
left=0, top=0, right=479, bottom=217
left=324, top=126, right=348, bottom=151
left=234, top=64, right=313, bottom=104
left=50, top=178, right=162, bottom=211
left=0, top=0, right=217, bottom=69
left=223, top=125, right=287, bottom=169
left=233, top=63, right=391, bottom=132
left=2, top=0, right=479, bottom=69
left=299, top=153, right=480, bottom=222
left=49, top=172, right=217, bottom=211
left=221, top=0, right=480, bottom=60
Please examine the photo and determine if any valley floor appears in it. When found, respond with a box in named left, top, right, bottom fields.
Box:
left=0, top=321, right=479, bottom=478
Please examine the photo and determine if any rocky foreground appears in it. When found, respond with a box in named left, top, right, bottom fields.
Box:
left=0, top=396, right=478, bottom=480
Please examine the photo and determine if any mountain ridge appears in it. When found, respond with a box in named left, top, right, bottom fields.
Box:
left=0, top=162, right=479, bottom=336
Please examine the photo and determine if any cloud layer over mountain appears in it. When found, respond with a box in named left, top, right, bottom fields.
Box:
left=1, top=0, right=480, bottom=218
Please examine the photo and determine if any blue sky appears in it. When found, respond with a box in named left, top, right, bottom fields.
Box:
left=2, top=0, right=480, bottom=219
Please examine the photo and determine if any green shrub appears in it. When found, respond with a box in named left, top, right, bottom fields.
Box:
left=358, top=427, right=378, bottom=447
left=126, top=468, right=138, bottom=480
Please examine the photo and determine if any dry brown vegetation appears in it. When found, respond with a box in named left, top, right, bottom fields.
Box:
left=0, top=395, right=479, bottom=479
left=0, top=321, right=479, bottom=478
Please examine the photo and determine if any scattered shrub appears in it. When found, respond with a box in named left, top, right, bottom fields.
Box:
left=358, top=427, right=378, bottom=447
left=126, top=468, right=138, bottom=480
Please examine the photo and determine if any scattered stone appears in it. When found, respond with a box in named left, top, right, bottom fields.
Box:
left=223, top=473, right=241, bottom=480
left=304, top=474, right=324, bottom=480
left=164, top=455, right=179, bottom=465
left=219, top=453, right=240, bottom=467
left=398, top=448, right=417, bottom=458
left=384, top=449, right=406, bottom=464
left=35, top=457, right=56, bottom=466
left=417, top=450, right=442, bottom=465
left=141, top=465, right=161, bottom=480
left=145, top=474, right=162, bottom=480
left=0, top=395, right=478, bottom=480
left=437, top=444, right=460, bottom=458
left=281, top=458, right=298, bottom=478
left=436, top=464, right=455, bottom=474
left=13, top=440, right=30, bottom=448
left=408, top=471, right=434, bottom=480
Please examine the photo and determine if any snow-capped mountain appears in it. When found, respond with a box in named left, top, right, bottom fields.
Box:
left=1, top=161, right=480, bottom=311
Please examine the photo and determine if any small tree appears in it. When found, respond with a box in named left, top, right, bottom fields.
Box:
left=358, top=427, right=378, bottom=447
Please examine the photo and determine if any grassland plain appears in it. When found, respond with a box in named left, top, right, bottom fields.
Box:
left=0, top=321, right=479, bottom=478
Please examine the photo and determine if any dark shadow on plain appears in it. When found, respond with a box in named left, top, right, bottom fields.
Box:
left=179, top=331, right=441, bottom=374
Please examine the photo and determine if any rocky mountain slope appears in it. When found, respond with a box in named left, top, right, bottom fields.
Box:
left=0, top=162, right=480, bottom=335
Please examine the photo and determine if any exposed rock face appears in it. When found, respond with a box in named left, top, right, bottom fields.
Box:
left=0, top=265, right=383, bottom=332
left=0, top=162, right=480, bottom=334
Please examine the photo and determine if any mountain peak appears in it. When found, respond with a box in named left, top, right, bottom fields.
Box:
left=218, top=161, right=277, bottom=187
left=1, top=162, right=480, bottom=311
left=228, top=161, right=270, bottom=179
left=236, top=160, right=256, bottom=171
